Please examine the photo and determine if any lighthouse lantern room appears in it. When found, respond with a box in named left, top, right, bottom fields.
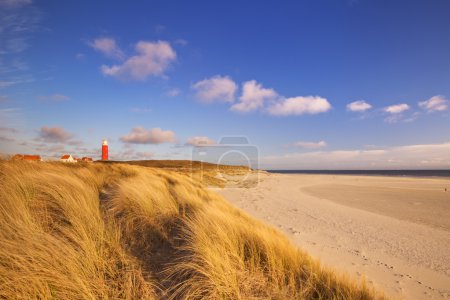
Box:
left=102, top=139, right=109, bottom=160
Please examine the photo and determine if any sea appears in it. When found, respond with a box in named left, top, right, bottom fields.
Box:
left=266, top=170, right=450, bottom=178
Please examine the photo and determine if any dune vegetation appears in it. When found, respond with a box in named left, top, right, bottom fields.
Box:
left=0, top=160, right=384, bottom=299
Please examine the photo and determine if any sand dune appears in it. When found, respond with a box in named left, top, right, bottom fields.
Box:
left=216, top=173, right=450, bottom=299
left=0, top=161, right=382, bottom=299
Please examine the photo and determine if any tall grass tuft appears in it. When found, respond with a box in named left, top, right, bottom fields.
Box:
left=0, top=161, right=155, bottom=299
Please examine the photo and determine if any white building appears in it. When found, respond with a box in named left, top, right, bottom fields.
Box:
left=60, top=154, right=76, bottom=163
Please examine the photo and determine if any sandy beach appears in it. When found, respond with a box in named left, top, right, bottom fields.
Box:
left=216, top=173, right=450, bottom=299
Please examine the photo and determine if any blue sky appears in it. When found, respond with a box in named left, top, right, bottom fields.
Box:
left=1, top=0, right=450, bottom=169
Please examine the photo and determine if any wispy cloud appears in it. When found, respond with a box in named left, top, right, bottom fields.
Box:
left=0, top=126, right=18, bottom=143
left=37, top=93, right=69, bottom=102
left=110, top=146, right=155, bottom=160
left=35, top=143, right=66, bottom=154
left=120, top=127, right=176, bottom=144
left=347, top=100, right=372, bottom=112
left=293, top=140, right=327, bottom=149
left=174, top=39, right=188, bottom=46
left=75, top=53, right=85, bottom=61
left=0, top=0, right=32, bottom=8
left=0, top=126, right=18, bottom=133
left=418, top=95, right=448, bottom=113
left=130, top=107, right=152, bottom=113
left=192, top=75, right=237, bottom=103
left=5, top=37, right=28, bottom=53
left=0, top=107, right=23, bottom=128
left=0, top=135, right=15, bottom=142
left=166, top=88, right=180, bottom=97
left=155, top=24, right=166, bottom=34
left=0, top=78, right=34, bottom=88
left=0, top=81, right=16, bottom=88
left=99, top=40, right=176, bottom=80
left=0, top=0, right=41, bottom=87
left=231, top=80, right=277, bottom=113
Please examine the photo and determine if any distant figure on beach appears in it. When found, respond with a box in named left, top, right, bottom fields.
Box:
left=445, top=188, right=447, bottom=192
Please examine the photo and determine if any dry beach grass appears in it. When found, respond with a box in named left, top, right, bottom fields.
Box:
left=0, top=160, right=384, bottom=299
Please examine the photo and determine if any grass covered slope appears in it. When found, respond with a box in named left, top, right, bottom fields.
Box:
left=101, top=159, right=252, bottom=188
left=0, top=161, right=384, bottom=299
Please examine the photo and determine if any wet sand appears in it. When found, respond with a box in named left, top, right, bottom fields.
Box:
left=302, top=177, right=450, bottom=231
left=215, top=173, right=450, bottom=299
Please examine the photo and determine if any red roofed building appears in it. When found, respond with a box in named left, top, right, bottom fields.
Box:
left=24, top=155, right=42, bottom=161
left=60, top=154, right=76, bottom=163
left=82, top=157, right=93, bottom=162
left=12, top=154, right=42, bottom=161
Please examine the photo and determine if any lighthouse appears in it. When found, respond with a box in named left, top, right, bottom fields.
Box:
left=102, top=139, right=109, bottom=160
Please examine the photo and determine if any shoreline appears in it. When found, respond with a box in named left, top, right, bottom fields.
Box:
left=215, top=173, right=450, bottom=299
left=264, top=170, right=450, bottom=179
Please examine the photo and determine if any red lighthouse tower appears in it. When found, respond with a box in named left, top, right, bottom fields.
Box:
left=102, top=139, right=108, bottom=160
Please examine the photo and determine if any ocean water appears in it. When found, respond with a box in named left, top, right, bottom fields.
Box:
left=266, top=170, right=450, bottom=178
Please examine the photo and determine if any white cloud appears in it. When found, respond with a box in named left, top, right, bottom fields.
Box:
left=88, top=37, right=124, bottom=60
left=262, top=142, right=450, bottom=169
left=267, top=96, right=331, bottom=116
left=294, top=140, right=327, bottom=149
left=383, top=103, right=412, bottom=123
left=185, top=136, right=216, bottom=146
left=101, top=41, right=176, bottom=81
left=120, top=127, right=176, bottom=144
left=192, top=75, right=237, bottom=103
left=347, top=100, right=372, bottom=112
left=419, top=95, right=448, bottom=112
left=231, top=80, right=278, bottom=113
left=166, top=88, right=180, bottom=97
left=384, top=103, right=410, bottom=114
left=191, top=75, right=331, bottom=117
